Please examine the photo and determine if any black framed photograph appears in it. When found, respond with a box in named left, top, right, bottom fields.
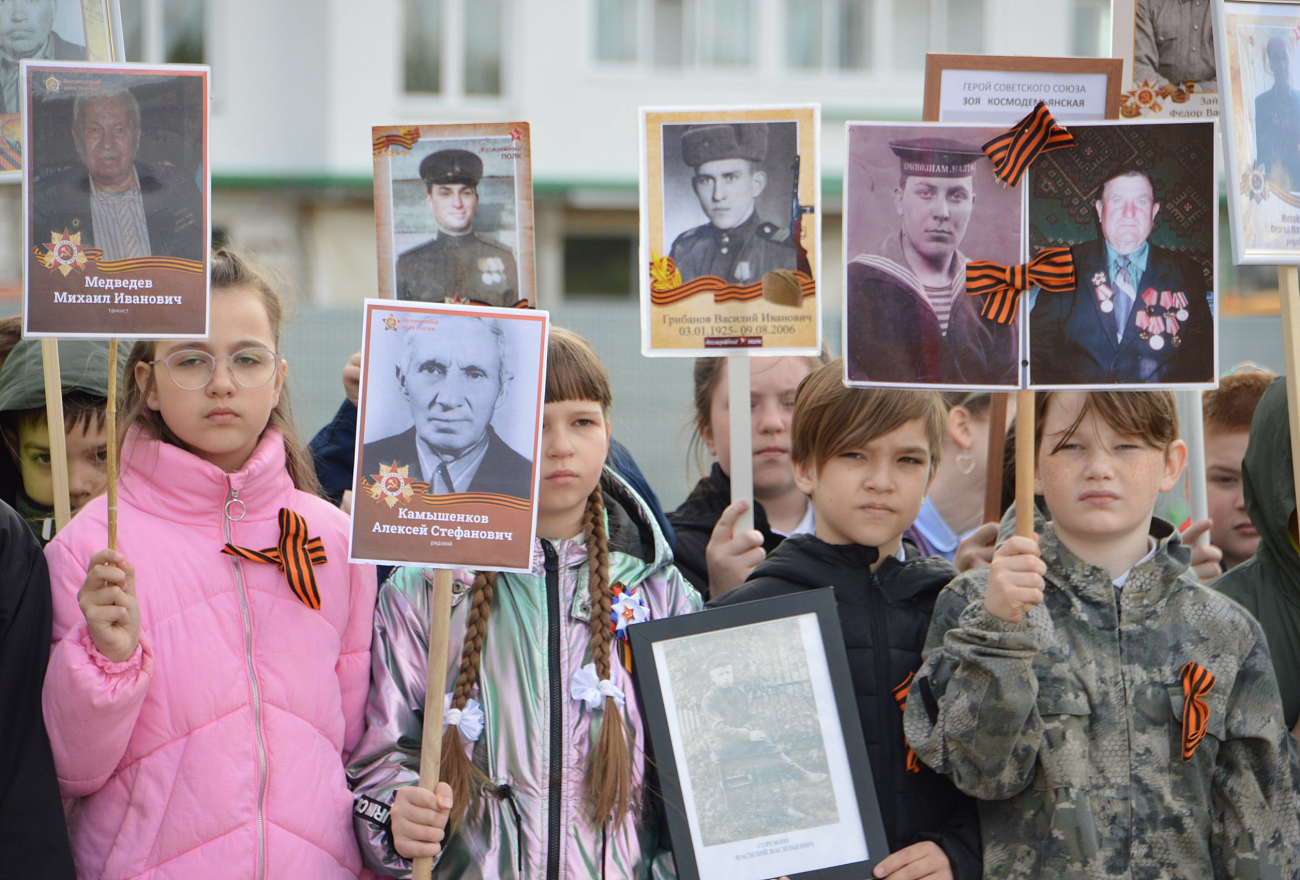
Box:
left=628, top=589, right=888, bottom=880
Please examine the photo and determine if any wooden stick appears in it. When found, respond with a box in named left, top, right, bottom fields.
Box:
left=727, top=353, right=754, bottom=534
left=983, top=393, right=1009, bottom=524
left=107, top=338, right=118, bottom=552
left=413, top=567, right=455, bottom=880
left=39, top=339, right=70, bottom=533
left=1277, top=267, right=1300, bottom=506
left=1015, top=389, right=1035, bottom=539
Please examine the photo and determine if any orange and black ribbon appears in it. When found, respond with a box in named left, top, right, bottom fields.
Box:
left=222, top=508, right=327, bottom=610
left=1180, top=661, right=1216, bottom=761
left=966, top=246, right=1076, bottom=324
left=981, top=102, right=1076, bottom=187
left=892, top=671, right=922, bottom=774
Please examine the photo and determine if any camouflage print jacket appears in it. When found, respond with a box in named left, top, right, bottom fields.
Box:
left=903, top=519, right=1300, bottom=880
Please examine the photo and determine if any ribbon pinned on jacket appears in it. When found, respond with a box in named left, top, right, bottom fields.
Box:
left=1180, top=661, right=1216, bottom=761
left=222, top=507, right=327, bottom=610
left=571, top=662, right=626, bottom=711
left=982, top=101, right=1076, bottom=187
left=892, top=671, right=922, bottom=775
left=966, top=246, right=1076, bottom=324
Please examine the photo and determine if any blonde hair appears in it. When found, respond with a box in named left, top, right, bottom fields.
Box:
left=440, top=326, right=633, bottom=828
left=118, top=248, right=321, bottom=495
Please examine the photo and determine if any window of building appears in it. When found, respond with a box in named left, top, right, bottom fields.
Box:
left=404, top=0, right=442, bottom=93
left=402, top=0, right=506, bottom=98
left=595, top=0, right=638, bottom=62
left=121, top=0, right=205, bottom=64
left=785, top=0, right=872, bottom=71
left=1070, top=0, right=1111, bottom=58
left=564, top=235, right=637, bottom=297
left=591, top=0, right=754, bottom=69
left=781, top=0, right=980, bottom=73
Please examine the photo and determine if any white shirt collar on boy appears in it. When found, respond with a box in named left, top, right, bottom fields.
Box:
left=1113, top=537, right=1159, bottom=590
left=771, top=500, right=816, bottom=538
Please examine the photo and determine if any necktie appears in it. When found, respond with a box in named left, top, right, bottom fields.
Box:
left=438, top=461, right=456, bottom=494
left=1113, top=255, right=1136, bottom=340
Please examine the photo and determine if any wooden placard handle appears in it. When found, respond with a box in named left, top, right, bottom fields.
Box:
left=1015, top=389, right=1035, bottom=539
left=412, top=567, right=455, bottom=880
left=39, top=339, right=71, bottom=533
left=727, top=353, right=754, bottom=534
left=982, top=393, right=1009, bottom=525
left=107, top=338, right=118, bottom=551
left=1278, top=267, right=1300, bottom=507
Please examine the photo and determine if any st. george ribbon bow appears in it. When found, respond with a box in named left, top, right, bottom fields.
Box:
left=965, top=246, right=1076, bottom=324
left=982, top=101, right=1076, bottom=187
left=222, top=507, right=328, bottom=610
left=1180, top=661, right=1216, bottom=762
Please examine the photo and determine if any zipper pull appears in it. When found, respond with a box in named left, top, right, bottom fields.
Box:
left=225, top=488, right=246, bottom=522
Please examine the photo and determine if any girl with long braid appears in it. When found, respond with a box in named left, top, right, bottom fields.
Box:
left=348, top=327, right=701, bottom=879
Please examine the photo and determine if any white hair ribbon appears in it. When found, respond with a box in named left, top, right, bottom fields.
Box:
left=442, top=693, right=485, bottom=742
left=571, top=662, right=626, bottom=710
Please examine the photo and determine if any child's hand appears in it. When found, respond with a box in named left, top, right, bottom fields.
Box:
left=953, top=522, right=1000, bottom=572
left=391, top=782, right=453, bottom=860
left=872, top=840, right=953, bottom=879
left=77, top=549, right=140, bottom=663
left=706, top=500, right=766, bottom=597
left=1179, top=518, right=1224, bottom=581
left=342, top=350, right=362, bottom=405
left=983, top=535, right=1045, bottom=624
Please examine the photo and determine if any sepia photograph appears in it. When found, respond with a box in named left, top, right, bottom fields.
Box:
left=630, top=590, right=888, bottom=880
left=1026, top=119, right=1218, bottom=388
left=1113, top=0, right=1220, bottom=118
left=350, top=300, right=547, bottom=572
left=373, top=121, right=534, bottom=306
left=22, top=61, right=209, bottom=338
left=640, top=105, right=821, bottom=356
left=842, top=122, right=1024, bottom=389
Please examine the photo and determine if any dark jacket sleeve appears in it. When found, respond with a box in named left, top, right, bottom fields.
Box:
left=917, top=797, right=983, bottom=880
left=309, top=399, right=358, bottom=505
left=666, top=516, right=709, bottom=596
left=0, top=504, right=75, bottom=878
left=606, top=438, right=675, bottom=550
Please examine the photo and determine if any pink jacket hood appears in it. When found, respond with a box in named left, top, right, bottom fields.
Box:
left=43, top=426, right=377, bottom=880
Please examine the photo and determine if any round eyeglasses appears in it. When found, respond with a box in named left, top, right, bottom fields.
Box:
left=150, top=348, right=281, bottom=390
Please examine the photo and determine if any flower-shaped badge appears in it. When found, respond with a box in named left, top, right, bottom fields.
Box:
left=1091, top=271, right=1107, bottom=287
left=368, top=462, right=414, bottom=508
left=1244, top=164, right=1268, bottom=204
left=609, top=582, right=648, bottom=639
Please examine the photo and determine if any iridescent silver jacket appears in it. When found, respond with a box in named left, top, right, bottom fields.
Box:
left=347, top=474, right=702, bottom=878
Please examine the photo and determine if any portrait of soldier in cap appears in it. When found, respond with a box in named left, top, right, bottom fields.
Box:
left=845, top=134, right=1018, bottom=387
left=668, top=122, right=796, bottom=285
left=395, top=147, right=521, bottom=306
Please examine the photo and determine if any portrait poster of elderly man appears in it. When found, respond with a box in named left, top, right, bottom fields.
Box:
left=0, top=0, right=119, bottom=175
left=842, top=123, right=1023, bottom=388
left=372, top=122, right=535, bottom=306
left=1026, top=120, right=1217, bottom=388
left=351, top=301, right=547, bottom=571
left=23, top=62, right=209, bottom=337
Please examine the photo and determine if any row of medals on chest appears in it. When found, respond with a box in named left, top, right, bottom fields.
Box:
left=1092, top=272, right=1189, bottom=351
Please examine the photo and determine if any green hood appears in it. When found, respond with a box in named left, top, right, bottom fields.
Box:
left=1240, top=376, right=1300, bottom=591
left=0, top=338, right=116, bottom=414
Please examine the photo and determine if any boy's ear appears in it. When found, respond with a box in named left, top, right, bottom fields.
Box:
left=792, top=457, right=816, bottom=496
left=1159, top=439, right=1189, bottom=493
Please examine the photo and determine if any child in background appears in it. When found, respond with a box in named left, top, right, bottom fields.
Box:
left=711, top=362, right=982, bottom=880
left=348, top=327, right=701, bottom=878
left=907, top=390, right=1300, bottom=878
left=41, top=250, right=377, bottom=879
left=0, top=339, right=112, bottom=544
left=1203, top=366, right=1274, bottom=572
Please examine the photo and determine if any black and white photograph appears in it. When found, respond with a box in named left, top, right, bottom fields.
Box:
left=842, top=122, right=1024, bottom=389
left=1215, top=0, right=1300, bottom=263
left=373, top=122, right=534, bottom=306
left=1026, top=120, right=1218, bottom=388
left=630, top=590, right=888, bottom=880
left=1114, top=0, right=1220, bottom=118
left=351, top=300, right=547, bottom=572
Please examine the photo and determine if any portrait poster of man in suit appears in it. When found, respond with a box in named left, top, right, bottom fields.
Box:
left=351, top=300, right=547, bottom=572
left=372, top=122, right=535, bottom=306
left=23, top=63, right=209, bottom=338
left=841, top=122, right=1023, bottom=389
left=1027, top=120, right=1217, bottom=388
left=0, top=0, right=120, bottom=177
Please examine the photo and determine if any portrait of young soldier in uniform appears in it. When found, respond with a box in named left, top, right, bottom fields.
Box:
left=843, top=128, right=1022, bottom=388
left=395, top=148, right=521, bottom=306
left=667, top=122, right=797, bottom=285
left=1133, top=0, right=1217, bottom=92
left=1255, top=35, right=1300, bottom=192
left=1028, top=121, right=1217, bottom=388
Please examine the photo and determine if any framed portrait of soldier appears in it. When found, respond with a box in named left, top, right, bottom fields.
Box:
left=1113, top=0, right=1220, bottom=119
left=0, top=0, right=123, bottom=180
left=627, top=588, right=888, bottom=880
left=639, top=105, right=821, bottom=357
left=842, top=122, right=1025, bottom=389
left=373, top=121, right=534, bottom=307
left=1214, top=0, right=1300, bottom=264
left=350, top=299, right=547, bottom=572
left=21, top=61, right=210, bottom=338
left=1025, top=119, right=1219, bottom=389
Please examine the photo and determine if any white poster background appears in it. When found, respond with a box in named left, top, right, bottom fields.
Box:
left=937, top=70, right=1112, bottom=122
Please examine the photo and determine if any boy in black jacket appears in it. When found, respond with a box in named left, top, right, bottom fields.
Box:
left=710, top=360, right=981, bottom=880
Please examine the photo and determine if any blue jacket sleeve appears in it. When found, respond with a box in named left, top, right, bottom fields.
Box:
left=309, top=399, right=358, bottom=505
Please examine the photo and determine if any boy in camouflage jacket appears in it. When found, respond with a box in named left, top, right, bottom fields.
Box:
left=904, top=390, right=1300, bottom=879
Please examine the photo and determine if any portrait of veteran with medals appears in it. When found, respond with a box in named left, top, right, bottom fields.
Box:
left=669, top=122, right=796, bottom=284
left=395, top=147, right=521, bottom=306
left=1029, top=166, right=1212, bottom=385
left=846, top=138, right=1016, bottom=386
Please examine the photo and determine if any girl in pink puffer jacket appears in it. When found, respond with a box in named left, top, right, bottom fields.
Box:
left=42, top=249, right=377, bottom=880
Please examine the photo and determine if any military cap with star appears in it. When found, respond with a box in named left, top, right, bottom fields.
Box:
left=681, top=123, right=768, bottom=169
left=419, top=149, right=484, bottom=189
left=889, top=138, right=984, bottom=178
